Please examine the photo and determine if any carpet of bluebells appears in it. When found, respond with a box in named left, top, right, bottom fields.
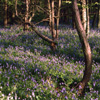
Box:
left=0, top=25, right=100, bottom=100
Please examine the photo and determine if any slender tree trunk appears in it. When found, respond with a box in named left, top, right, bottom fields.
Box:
left=15, top=0, right=18, bottom=16
left=29, top=0, right=35, bottom=23
left=81, top=0, right=87, bottom=32
left=4, top=0, right=8, bottom=27
left=24, top=0, right=30, bottom=30
left=56, top=0, right=61, bottom=40
left=48, top=0, right=52, bottom=32
left=51, top=0, right=56, bottom=40
left=98, top=0, right=100, bottom=28
left=86, top=0, right=90, bottom=37
left=48, top=0, right=56, bottom=51
left=72, top=0, right=92, bottom=95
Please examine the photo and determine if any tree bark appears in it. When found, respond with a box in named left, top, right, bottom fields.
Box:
left=47, top=0, right=57, bottom=51
left=48, top=0, right=52, bottom=33
left=15, top=0, right=18, bottom=16
left=86, top=0, right=90, bottom=37
left=29, top=0, right=35, bottom=22
left=81, top=0, right=87, bottom=32
left=56, top=0, right=61, bottom=40
left=4, top=0, right=8, bottom=27
left=98, top=0, right=100, bottom=28
left=72, top=0, right=92, bottom=95
left=51, top=0, right=56, bottom=40
left=24, top=0, right=30, bottom=30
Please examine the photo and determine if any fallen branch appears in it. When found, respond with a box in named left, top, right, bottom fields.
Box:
left=27, top=22, right=57, bottom=45
left=11, top=16, right=57, bottom=44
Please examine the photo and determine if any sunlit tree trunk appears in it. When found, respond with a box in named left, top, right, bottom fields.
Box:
left=51, top=0, right=56, bottom=40
left=48, top=0, right=56, bottom=51
left=4, top=0, right=8, bottom=27
left=86, top=0, right=90, bottom=37
left=98, top=0, right=100, bottom=28
left=56, top=0, right=61, bottom=40
left=72, top=0, right=92, bottom=95
left=48, top=0, right=61, bottom=41
left=48, top=0, right=52, bottom=32
left=82, top=0, right=90, bottom=37
left=29, top=0, right=35, bottom=23
left=81, top=0, right=86, bottom=32
left=24, top=0, right=30, bottom=30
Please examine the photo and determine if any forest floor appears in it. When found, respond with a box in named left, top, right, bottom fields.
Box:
left=0, top=25, right=100, bottom=100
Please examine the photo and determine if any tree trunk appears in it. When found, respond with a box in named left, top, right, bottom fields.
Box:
left=72, top=0, right=92, bottom=95
left=15, top=0, right=18, bottom=16
left=29, top=0, right=35, bottom=23
left=81, top=0, right=87, bottom=32
left=4, top=0, right=8, bottom=27
left=51, top=0, right=56, bottom=40
left=48, top=0, right=52, bottom=33
left=56, top=0, right=61, bottom=40
left=98, top=0, right=100, bottom=28
left=86, top=0, right=90, bottom=37
left=24, top=0, right=30, bottom=31
left=48, top=0, right=56, bottom=51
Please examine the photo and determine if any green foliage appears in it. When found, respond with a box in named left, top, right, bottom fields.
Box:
left=62, top=0, right=72, bottom=4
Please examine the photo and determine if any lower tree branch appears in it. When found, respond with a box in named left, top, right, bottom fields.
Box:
left=11, top=16, right=57, bottom=46
left=27, top=22, right=57, bottom=44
